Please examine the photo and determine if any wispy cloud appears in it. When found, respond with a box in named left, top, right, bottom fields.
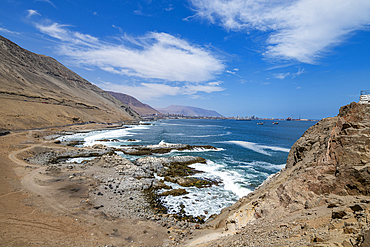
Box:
left=274, top=72, right=291, bottom=80
left=27, top=9, right=41, bottom=18
left=96, top=81, right=224, bottom=101
left=0, top=27, right=20, bottom=35
left=35, top=22, right=225, bottom=83
left=273, top=68, right=306, bottom=79
left=36, top=0, right=57, bottom=8
left=189, top=0, right=370, bottom=63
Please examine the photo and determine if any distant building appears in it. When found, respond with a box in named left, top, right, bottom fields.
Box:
left=359, top=90, right=370, bottom=104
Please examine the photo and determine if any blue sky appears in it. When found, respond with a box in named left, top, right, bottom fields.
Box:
left=1, top=0, right=370, bottom=119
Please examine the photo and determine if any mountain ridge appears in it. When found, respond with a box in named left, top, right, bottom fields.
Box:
left=0, top=35, right=140, bottom=130
left=106, top=91, right=161, bottom=117
left=156, top=105, right=221, bottom=117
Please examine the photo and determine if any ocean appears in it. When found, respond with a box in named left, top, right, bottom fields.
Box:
left=59, top=119, right=316, bottom=219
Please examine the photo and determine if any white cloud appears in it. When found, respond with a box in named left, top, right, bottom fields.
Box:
left=35, top=22, right=225, bottom=82
left=0, top=27, right=20, bottom=35
left=273, top=68, right=306, bottom=79
left=292, top=68, right=305, bottom=78
left=96, top=81, right=224, bottom=101
left=274, top=72, right=291, bottom=80
left=226, top=70, right=236, bottom=75
left=190, top=0, right=370, bottom=63
left=36, top=0, right=57, bottom=8
left=27, top=9, right=41, bottom=18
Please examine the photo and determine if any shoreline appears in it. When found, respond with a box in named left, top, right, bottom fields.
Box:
left=3, top=114, right=368, bottom=247
left=0, top=123, right=179, bottom=246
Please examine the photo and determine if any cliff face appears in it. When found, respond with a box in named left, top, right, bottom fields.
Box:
left=199, top=102, right=370, bottom=246
left=0, top=36, right=140, bottom=130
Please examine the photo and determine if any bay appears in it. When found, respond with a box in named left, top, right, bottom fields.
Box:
left=59, top=119, right=316, bottom=219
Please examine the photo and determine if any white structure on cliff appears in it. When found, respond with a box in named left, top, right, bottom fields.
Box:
left=359, top=90, right=370, bottom=104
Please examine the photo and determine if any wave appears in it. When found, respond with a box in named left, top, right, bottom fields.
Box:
left=238, top=161, right=286, bottom=172
left=221, top=141, right=290, bottom=156
left=79, top=125, right=149, bottom=146
left=170, top=147, right=225, bottom=154
left=160, top=122, right=224, bottom=128
left=189, top=132, right=231, bottom=138
left=189, top=160, right=252, bottom=198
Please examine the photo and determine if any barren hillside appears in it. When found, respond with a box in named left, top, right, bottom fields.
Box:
left=107, top=91, right=161, bottom=117
left=0, top=35, right=140, bottom=130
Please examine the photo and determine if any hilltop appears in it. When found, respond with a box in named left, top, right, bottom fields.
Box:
left=156, top=105, right=221, bottom=117
left=107, top=91, right=161, bottom=117
left=0, top=35, right=140, bottom=130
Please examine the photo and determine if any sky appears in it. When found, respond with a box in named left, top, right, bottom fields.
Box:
left=1, top=0, right=370, bottom=119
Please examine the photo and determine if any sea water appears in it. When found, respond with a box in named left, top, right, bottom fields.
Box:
left=58, top=119, right=316, bottom=219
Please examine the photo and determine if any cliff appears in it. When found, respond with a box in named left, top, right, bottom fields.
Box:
left=187, top=102, right=370, bottom=246
left=0, top=35, right=140, bottom=130
left=106, top=91, right=161, bottom=117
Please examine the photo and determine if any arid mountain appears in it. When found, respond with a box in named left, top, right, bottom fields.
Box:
left=107, top=91, right=161, bottom=117
left=156, top=105, right=221, bottom=117
left=0, top=35, right=140, bottom=130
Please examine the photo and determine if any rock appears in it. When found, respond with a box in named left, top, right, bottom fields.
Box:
left=119, top=143, right=217, bottom=156
left=332, top=210, right=347, bottom=219
left=159, top=189, right=189, bottom=197
left=304, top=200, right=313, bottom=209
left=350, top=204, right=364, bottom=212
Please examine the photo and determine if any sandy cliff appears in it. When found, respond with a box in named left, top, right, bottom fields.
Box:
left=187, top=102, right=370, bottom=246
left=0, top=36, right=140, bottom=130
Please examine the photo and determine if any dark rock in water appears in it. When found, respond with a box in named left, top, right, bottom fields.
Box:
left=119, top=142, right=217, bottom=156
left=164, top=176, right=218, bottom=188
left=159, top=189, right=189, bottom=197
left=97, top=138, right=120, bottom=142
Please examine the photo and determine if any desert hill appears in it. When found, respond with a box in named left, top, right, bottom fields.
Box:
left=156, top=105, right=221, bottom=117
left=107, top=91, right=161, bottom=117
left=0, top=35, right=140, bottom=130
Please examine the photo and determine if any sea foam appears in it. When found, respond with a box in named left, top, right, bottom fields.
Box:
left=221, top=141, right=290, bottom=156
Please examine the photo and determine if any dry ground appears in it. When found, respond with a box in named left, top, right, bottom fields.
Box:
left=0, top=126, right=171, bottom=247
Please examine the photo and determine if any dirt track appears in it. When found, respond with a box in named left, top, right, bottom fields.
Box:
left=0, top=128, right=170, bottom=246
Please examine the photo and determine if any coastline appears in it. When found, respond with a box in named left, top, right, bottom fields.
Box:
left=3, top=106, right=369, bottom=247
left=0, top=123, right=175, bottom=246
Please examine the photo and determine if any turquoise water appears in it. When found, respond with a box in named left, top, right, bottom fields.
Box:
left=59, top=119, right=316, bottom=218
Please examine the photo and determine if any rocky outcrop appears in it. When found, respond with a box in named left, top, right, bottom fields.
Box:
left=199, top=103, right=370, bottom=246
left=120, top=142, right=217, bottom=155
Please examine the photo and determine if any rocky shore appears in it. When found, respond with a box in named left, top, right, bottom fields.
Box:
left=4, top=103, right=370, bottom=246
left=182, top=102, right=370, bottom=247
left=24, top=137, right=220, bottom=235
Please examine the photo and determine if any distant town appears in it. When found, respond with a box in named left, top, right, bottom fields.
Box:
left=142, top=113, right=319, bottom=122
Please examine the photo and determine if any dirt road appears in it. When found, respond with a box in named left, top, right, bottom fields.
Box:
left=0, top=129, right=170, bottom=246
